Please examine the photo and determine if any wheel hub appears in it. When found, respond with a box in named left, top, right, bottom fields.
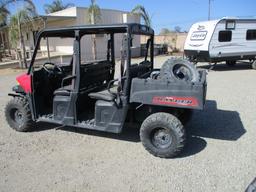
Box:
left=14, top=110, right=23, bottom=124
left=174, top=65, right=192, bottom=81
left=152, top=128, right=172, bottom=149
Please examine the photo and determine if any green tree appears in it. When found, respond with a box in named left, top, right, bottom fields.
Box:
left=9, top=15, right=20, bottom=63
left=0, top=0, right=35, bottom=23
left=131, top=5, right=151, bottom=27
left=0, top=1, right=10, bottom=61
left=174, top=26, right=181, bottom=33
left=1, top=0, right=36, bottom=68
left=1, top=0, right=36, bottom=14
left=44, top=0, right=74, bottom=14
left=0, top=1, right=9, bottom=25
left=159, top=28, right=172, bottom=35
left=9, top=7, right=37, bottom=68
left=87, top=0, right=101, bottom=60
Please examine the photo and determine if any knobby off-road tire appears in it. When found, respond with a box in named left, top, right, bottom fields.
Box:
left=140, top=112, right=186, bottom=158
left=226, top=60, right=236, bottom=67
left=160, top=58, right=200, bottom=83
left=252, top=60, right=256, bottom=70
left=5, top=97, right=34, bottom=132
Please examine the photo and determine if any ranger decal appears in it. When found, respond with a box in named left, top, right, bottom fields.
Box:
left=152, top=96, right=199, bottom=107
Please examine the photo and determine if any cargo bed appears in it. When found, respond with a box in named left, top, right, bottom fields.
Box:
left=130, top=70, right=207, bottom=110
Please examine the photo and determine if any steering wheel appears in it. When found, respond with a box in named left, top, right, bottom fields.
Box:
left=43, top=62, right=63, bottom=75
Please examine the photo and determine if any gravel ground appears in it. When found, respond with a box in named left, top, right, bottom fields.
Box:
left=0, top=56, right=255, bottom=192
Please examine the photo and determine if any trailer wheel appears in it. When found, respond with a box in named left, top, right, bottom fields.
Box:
left=5, top=97, right=34, bottom=132
left=252, top=60, right=256, bottom=70
left=160, top=58, right=199, bottom=83
left=140, top=112, right=186, bottom=158
left=226, top=60, right=236, bottom=66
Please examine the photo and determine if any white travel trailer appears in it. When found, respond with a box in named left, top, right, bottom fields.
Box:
left=184, top=18, right=256, bottom=69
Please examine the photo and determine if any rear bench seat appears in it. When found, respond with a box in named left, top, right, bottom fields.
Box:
left=54, top=60, right=112, bottom=96
left=88, top=61, right=152, bottom=102
left=79, top=60, right=112, bottom=93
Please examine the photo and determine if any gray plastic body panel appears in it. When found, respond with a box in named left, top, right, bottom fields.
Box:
left=94, top=100, right=128, bottom=133
left=129, top=70, right=207, bottom=110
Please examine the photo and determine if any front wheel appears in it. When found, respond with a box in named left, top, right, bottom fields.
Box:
left=140, top=112, right=186, bottom=158
left=5, top=97, right=35, bottom=132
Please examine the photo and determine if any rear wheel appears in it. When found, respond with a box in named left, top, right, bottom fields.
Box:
left=226, top=60, right=236, bottom=66
left=140, top=112, right=186, bottom=158
left=5, top=97, right=34, bottom=132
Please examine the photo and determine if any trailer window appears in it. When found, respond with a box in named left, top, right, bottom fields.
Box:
left=226, top=20, right=235, bottom=30
left=218, top=31, right=232, bottom=42
left=246, top=30, right=256, bottom=40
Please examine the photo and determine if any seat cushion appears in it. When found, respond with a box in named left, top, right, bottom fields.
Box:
left=54, top=85, right=72, bottom=96
left=88, top=86, right=118, bottom=101
left=88, top=89, right=116, bottom=101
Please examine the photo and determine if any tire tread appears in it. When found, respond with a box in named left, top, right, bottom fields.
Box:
left=140, top=112, right=186, bottom=158
left=5, top=97, right=34, bottom=132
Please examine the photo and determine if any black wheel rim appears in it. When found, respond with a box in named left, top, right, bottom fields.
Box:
left=173, top=64, right=192, bottom=81
left=151, top=128, right=173, bottom=149
left=10, top=108, right=24, bottom=125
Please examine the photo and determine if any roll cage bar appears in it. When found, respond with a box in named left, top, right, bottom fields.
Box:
left=28, top=23, right=154, bottom=96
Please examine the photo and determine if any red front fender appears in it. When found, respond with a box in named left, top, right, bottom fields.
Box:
left=16, top=73, right=32, bottom=94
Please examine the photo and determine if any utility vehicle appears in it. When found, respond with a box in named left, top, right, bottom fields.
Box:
left=5, top=24, right=207, bottom=158
left=184, top=17, right=256, bottom=69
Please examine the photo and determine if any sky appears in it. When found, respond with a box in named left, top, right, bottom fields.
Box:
left=8, top=0, right=256, bottom=34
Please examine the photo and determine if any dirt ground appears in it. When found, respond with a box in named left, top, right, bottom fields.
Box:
left=0, top=56, right=255, bottom=192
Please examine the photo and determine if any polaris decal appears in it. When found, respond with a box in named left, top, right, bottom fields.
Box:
left=152, top=96, right=199, bottom=107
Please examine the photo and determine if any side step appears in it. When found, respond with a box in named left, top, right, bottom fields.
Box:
left=37, top=114, right=61, bottom=124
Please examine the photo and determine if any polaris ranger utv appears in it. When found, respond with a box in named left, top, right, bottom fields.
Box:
left=5, top=24, right=207, bottom=158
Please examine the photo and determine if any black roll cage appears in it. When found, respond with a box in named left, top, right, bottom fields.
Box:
left=28, top=23, right=155, bottom=97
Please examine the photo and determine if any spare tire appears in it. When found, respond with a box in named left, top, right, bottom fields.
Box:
left=159, top=58, right=200, bottom=83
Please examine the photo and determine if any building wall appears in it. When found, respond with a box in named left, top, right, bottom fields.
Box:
left=142, top=33, right=188, bottom=52
left=2, top=7, right=141, bottom=61
left=49, top=7, right=140, bottom=61
left=76, top=8, right=141, bottom=60
left=176, top=33, right=187, bottom=51
left=48, top=7, right=77, bottom=17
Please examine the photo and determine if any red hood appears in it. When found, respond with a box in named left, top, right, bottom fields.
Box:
left=16, top=73, right=32, bottom=93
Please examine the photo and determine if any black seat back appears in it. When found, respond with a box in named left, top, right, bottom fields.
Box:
left=129, top=61, right=151, bottom=79
left=79, top=60, right=112, bottom=93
